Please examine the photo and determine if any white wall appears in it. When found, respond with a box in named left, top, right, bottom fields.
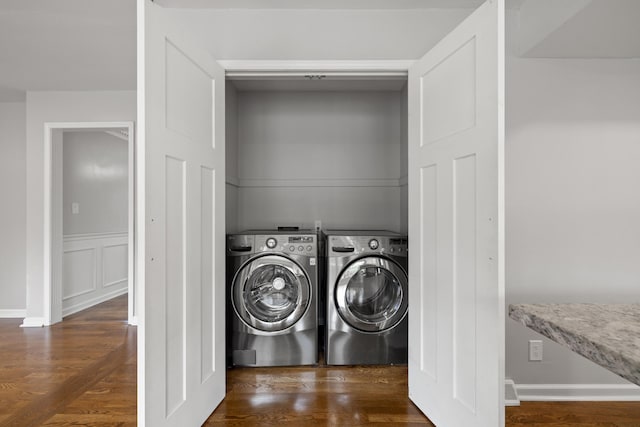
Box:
left=506, top=57, right=640, bottom=391
left=59, top=130, right=129, bottom=317
left=233, top=89, right=404, bottom=232
left=0, top=102, right=26, bottom=316
left=24, top=91, right=136, bottom=325
left=63, top=130, right=128, bottom=235
left=172, top=8, right=474, bottom=61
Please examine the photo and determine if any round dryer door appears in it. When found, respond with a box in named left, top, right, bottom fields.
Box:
left=232, top=254, right=311, bottom=332
left=335, top=256, right=408, bottom=332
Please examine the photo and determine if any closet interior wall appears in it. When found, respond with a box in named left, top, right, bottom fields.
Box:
left=225, top=78, right=408, bottom=234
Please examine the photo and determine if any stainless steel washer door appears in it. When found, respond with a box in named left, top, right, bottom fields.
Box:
left=335, top=256, right=408, bottom=332
left=232, top=254, right=311, bottom=332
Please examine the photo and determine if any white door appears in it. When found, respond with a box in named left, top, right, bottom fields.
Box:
left=137, top=0, right=226, bottom=425
left=407, top=0, right=505, bottom=426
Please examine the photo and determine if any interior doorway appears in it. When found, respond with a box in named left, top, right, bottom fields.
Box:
left=45, top=122, right=136, bottom=325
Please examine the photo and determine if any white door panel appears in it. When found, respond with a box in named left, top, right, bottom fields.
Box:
left=138, top=1, right=226, bottom=425
left=408, top=1, right=504, bottom=426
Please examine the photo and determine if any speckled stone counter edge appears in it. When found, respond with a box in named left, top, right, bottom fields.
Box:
left=509, top=303, right=640, bottom=386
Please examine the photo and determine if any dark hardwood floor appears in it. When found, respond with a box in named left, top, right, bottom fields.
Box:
left=205, top=365, right=434, bottom=426
left=0, top=295, right=136, bottom=427
left=1, top=297, right=639, bottom=426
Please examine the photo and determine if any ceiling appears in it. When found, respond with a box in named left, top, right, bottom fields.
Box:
left=0, top=0, right=136, bottom=101
left=0, top=0, right=637, bottom=102
left=523, top=0, right=640, bottom=58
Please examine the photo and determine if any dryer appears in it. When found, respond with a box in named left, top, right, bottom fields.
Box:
left=227, top=230, right=318, bottom=367
left=325, top=230, right=408, bottom=365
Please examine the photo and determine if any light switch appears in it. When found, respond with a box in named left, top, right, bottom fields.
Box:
left=72, top=202, right=80, bottom=214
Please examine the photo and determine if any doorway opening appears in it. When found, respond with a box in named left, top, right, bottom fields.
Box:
left=224, top=73, right=409, bottom=367
left=44, top=122, right=136, bottom=325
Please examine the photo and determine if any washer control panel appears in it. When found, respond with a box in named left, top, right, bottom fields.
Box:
left=257, top=234, right=317, bottom=256
left=329, top=235, right=408, bottom=257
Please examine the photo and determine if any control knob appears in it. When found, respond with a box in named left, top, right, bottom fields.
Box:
left=266, top=237, right=277, bottom=249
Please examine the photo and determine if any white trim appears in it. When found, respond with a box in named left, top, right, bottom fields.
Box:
left=20, top=317, right=47, bottom=328
left=62, top=287, right=97, bottom=301
left=62, top=288, right=128, bottom=318
left=225, top=176, right=240, bottom=187
left=504, top=379, right=520, bottom=406
left=43, top=121, right=136, bottom=326
left=127, top=121, right=136, bottom=326
left=0, top=309, right=27, bottom=318
left=103, top=129, right=130, bottom=142
left=228, top=71, right=408, bottom=79
left=64, top=231, right=128, bottom=241
left=135, top=2, right=146, bottom=424
left=219, top=59, right=415, bottom=75
left=237, top=178, right=403, bottom=188
left=515, top=383, right=640, bottom=401
left=104, top=278, right=128, bottom=289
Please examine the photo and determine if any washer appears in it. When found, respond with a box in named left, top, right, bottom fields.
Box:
left=325, top=230, right=408, bottom=365
left=227, top=230, right=318, bottom=367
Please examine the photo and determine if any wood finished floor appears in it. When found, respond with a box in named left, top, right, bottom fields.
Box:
left=1, top=296, right=639, bottom=426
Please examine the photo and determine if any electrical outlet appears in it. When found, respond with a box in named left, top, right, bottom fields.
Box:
left=529, top=340, right=543, bottom=361
left=314, top=220, right=322, bottom=231
left=72, top=202, right=80, bottom=215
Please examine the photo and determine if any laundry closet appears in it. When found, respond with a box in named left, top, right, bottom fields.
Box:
left=141, top=1, right=504, bottom=425
left=224, top=76, right=409, bottom=234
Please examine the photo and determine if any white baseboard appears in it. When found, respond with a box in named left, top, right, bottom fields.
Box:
left=62, top=288, right=128, bottom=318
left=505, top=379, right=520, bottom=406
left=0, top=309, right=27, bottom=319
left=20, top=317, right=47, bottom=327
left=515, top=383, right=640, bottom=401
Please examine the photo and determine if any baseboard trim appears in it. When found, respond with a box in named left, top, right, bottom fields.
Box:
left=62, top=288, right=128, bottom=318
left=0, top=309, right=27, bottom=319
left=505, top=379, right=520, bottom=406
left=20, top=317, right=47, bottom=328
left=516, top=383, right=640, bottom=401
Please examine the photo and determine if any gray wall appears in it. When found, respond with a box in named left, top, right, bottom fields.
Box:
left=225, top=81, right=239, bottom=233
left=506, top=56, right=640, bottom=385
left=400, top=83, right=408, bottom=234
left=62, top=130, right=128, bottom=236
left=0, top=102, right=26, bottom=312
left=232, top=89, right=405, bottom=232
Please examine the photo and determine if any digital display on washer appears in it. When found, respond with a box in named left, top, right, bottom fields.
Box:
left=289, top=236, right=313, bottom=243
left=390, top=238, right=408, bottom=245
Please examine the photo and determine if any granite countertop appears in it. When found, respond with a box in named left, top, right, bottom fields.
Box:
left=509, top=303, right=640, bottom=386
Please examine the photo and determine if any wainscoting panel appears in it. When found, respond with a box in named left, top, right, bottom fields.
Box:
left=103, top=243, right=128, bottom=288
left=62, top=232, right=128, bottom=317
